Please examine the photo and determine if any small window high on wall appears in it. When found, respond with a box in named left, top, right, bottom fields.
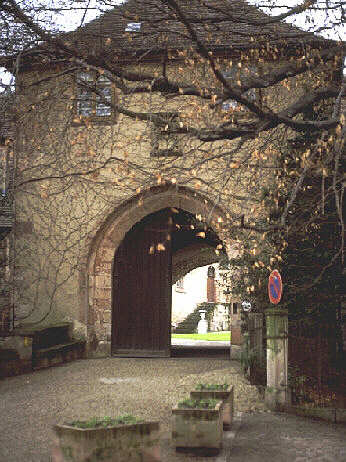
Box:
left=76, top=72, right=113, bottom=118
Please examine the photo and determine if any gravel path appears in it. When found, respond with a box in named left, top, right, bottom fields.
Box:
left=0, top=357, right=264, bottom=461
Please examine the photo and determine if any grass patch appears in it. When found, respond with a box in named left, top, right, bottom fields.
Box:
left=171, top=331, right=230, bottom=341
left=67, top=415, right=143, bottom=429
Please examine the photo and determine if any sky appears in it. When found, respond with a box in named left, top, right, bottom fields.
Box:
left=0, top=0, right=344, bottom=88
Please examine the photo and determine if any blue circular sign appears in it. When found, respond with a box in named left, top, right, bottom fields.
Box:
left=268, top=270, right=282, bottom=304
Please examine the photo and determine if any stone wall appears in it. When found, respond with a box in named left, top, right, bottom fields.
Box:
left=11, top=54, right=337, bottom=350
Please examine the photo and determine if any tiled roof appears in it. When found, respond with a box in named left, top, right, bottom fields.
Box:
left=65, top=0, right=330, bottom=59
left=0, top=0, right=337, bottom=71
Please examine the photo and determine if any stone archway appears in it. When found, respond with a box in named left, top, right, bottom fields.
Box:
left=85, top=185, right=229, bottom=356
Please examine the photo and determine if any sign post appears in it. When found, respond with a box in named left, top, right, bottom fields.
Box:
left=265, top=269, right=289, bottom=409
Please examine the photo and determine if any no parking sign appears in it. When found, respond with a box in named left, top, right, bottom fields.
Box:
left=268, top=270, right=282, bottom=304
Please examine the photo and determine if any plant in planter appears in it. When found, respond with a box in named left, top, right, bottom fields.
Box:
left=195, top=383, right=229, bottom=391
left=190, top=383, right=234, bottom=430
left=172, top=398, right=223, bottom=455
left=52, top=414, right=160, bottom=462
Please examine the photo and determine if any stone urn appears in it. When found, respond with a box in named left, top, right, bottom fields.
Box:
left=52, top=419, right=160, bottom=462
left=197, top=309, right=208, bottom=334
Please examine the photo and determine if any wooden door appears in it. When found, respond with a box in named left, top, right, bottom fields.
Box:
left=112, top=209, right=172, bottom=357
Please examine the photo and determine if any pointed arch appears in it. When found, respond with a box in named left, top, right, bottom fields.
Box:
left=83, top=185, right=229, bottom=351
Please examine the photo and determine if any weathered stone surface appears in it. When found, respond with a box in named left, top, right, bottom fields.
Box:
left=292, top=406, right=335, bottom=422
left=278, top=405, right=344, bottom=423
left=335, top=409, right=346, bottom=423
left=99, top=377, right=137, bottom=385
left=172, top=401, right=223, bottom=451
left=94, top=288, right=111, bottom=299
left=72, top=320, right=87, bottom=340
left=92, top=340, right=111, bottom=357
left=95, top=262, right=112, bottom=274
left=0, top=357, right=32, bottom=378
left=190, top=385, right=234, bottom=430
left=103, top=310, right=111, bottom=323
left=52, top=421, right=161, bottom=462
left=231, top=325, right=242, bottom=346
left=95, top=275, right=112, bottom=290
left=265, top=308, right=289, bottom=410
left=0, top=335, right=32, bottom=360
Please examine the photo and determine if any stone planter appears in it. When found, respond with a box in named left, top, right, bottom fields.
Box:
left=52, top=420, right=160, bottom=462
left=190, top=385, right=234, bottom=430
left=172, top=401, right=223, bottom=455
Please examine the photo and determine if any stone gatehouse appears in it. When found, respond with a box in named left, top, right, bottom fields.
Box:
left=0, top=0, right=341, bottom=357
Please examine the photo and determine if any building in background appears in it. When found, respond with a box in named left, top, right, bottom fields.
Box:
left=172, top=263, right=240, bottom=332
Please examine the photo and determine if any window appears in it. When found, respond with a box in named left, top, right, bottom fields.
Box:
left=221, top=65, right=258, bottom=111
left=76, top=72, right=113, bottom=118
left=232, top=302, right=238, bottom=315
left=125, top=22, right=141, bottom=32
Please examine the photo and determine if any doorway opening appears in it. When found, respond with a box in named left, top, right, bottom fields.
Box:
left=111, top=207, right=229, bottom=358
left=171, top=263, right=231, bottom=358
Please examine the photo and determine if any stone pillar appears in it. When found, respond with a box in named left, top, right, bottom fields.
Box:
left=207, top=266, right=216, bottom=302
left=265, top=308, right=290, bottom=410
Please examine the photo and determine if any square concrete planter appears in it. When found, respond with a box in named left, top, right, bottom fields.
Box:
left=172, top=400, right=223, bottom=455
left=190, top=385, right=234, bottom=430
left=52, top=420, right=160, bottom=462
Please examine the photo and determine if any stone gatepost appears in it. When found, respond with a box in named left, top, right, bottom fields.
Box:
left=265, top=308, right=290, bottom=410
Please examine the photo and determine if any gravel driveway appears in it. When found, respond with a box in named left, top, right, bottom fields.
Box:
left=0, top=356, right=264, bottom=461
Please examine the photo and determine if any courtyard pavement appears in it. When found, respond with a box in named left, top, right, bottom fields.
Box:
left=0, top=348, right=345, bottom=461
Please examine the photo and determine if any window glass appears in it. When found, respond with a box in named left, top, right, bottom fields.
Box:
left=222, top=100, right=238, bottom=111
left=78, top=72, right=94, bottom=82
left=76, top=72, right=112, bottom=117
left=125, top=22, right=141, bottom=32
left=77, top=88, right=93, bottom=116
left=96, top=86, right=112, bottom=116
left=97, top=75, right=111, bottom=84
